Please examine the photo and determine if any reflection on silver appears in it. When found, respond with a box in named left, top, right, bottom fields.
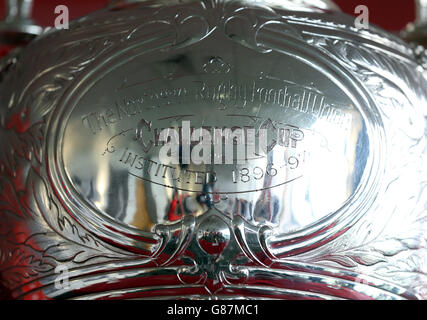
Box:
left=0, top=0, right=426, bottom=300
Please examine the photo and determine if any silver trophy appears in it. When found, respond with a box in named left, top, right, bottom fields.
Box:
left=0, top=0, right=426, bottom=300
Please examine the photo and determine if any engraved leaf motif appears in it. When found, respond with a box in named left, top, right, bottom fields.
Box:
left=28, top=233, right=124, bottom=264
left=373, top=237, right=425, bottom=257
left=313, top=254, right=358, bottom=268
left=347, top=251, right=386, bottom=266
left=0, top=177, right=27, bottom=220
left=307, top=229, right=424, bottom=269
left=294, top=34, right=427, bottom=267
left=3, top=41, right=94, bottom=120
left=312, top=38, right=426, bottom=140
left=294, top=182, right=426, bottom=293
left=0, top=122, right=44, bottom=177
left=0, top=160, right=135, bottom=269
left=374, top=252, right=427, bottom=297
left=30, top=171, right=135, bottom=263
left=312, top=250, right=386, bottom=268
left=0, top=237, right=55, bottom=288
left=0, top=156, right=49, bottom=224
left=0, top=38, right=113, bottom=178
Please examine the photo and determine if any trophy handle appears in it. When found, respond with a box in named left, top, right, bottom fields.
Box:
left=0, top=0, right=42, bottom=45
left=4, top=0, right=33, bottom=23
left=415, top=0, right=427, bottom=26
left=400, top=0, right=427, bottom=77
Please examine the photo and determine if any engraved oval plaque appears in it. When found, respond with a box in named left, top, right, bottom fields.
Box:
left=2, top=0, right=425, bottom=300
left=52, top=31, right=375, bottom=241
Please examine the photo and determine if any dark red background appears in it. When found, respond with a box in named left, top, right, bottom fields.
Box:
left=0, top=0, right=418, bottom=32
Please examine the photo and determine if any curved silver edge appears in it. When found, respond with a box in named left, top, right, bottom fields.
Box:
left=14, top=262, right=416, bottom=300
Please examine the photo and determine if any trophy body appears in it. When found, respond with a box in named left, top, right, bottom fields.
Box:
left=0, top=0, right=426, bottom=300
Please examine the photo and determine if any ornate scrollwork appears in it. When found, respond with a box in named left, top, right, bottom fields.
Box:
left=0, top=1, right=426, bottom=299
left=0, top=20, right=134, bottom=294
left=0, top=0, right=218, bottom=296
left=284, top=21, right=427, bottom=299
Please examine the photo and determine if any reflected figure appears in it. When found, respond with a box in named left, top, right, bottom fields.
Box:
left=108, top=164, right=129, bottom=224
left=131, top=180, right=155, bottom=232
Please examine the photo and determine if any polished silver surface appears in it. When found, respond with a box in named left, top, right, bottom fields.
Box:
left=0, top=0, right=426, bottom=300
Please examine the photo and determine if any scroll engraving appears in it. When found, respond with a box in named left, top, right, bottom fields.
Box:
left=0, top=0, right=425, bottom=300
